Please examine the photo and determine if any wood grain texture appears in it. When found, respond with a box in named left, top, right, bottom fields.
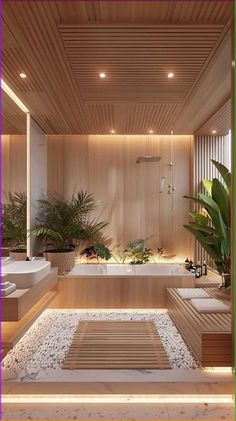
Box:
left=2, top=1, right=232, bottom=135
left=48, top=134, right=193, bottom=258
left=62, top=320, right=171, bottom=369
left=2, top=135, right=27, bottom=201
left=2, top=269, right=58, bottom=322
left=167, top=288, right=232, bottom=367
left=2, top=91, right=26, bottom=135
left=49, top=275, right=195, bottom=309
left=195, top=98, right=231, bottom=135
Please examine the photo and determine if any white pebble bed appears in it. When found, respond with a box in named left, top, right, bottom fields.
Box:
left=2, top=309, right=198, bottom=381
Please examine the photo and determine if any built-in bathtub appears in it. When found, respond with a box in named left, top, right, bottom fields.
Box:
left=2, top=259, right=51, bottom=289
left=49, top=263, right=195, bottom=309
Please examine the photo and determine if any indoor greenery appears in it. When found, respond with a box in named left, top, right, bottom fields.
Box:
left=123, top=239, right=153, bottom=264
left=81, top=242, right=112, bottom=262
left=2, top=192, right=27, bottom=251
left=183, top=159, right=231, bottom=284
left=32, top=191, right=108, bottom=251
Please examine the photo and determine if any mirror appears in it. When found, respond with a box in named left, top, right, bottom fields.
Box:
left=2, top=90, right=27, bottom=259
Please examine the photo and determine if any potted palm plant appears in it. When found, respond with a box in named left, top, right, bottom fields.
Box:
left=2, top=192, right=27, bottom=260
left=183, top=160, right=231, bottom=288
left=32, top=191, right=107, bottom=275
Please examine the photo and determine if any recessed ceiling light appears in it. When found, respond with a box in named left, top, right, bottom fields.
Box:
left=99, top=72, right=106, bottom=79
left=149, top=130, right=154, bottom=134
left=111, top=129, right=116, bottom=134
left=19, top=73, right=27, bottom=79
left=167, top=72, right=174, bottom=78
left=212, top=130, right=217, bottom=134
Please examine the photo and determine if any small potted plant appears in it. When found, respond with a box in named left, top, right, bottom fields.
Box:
left=2, top=192, right=27, bottom=260
left=32, top=191, right=107, bottom=275
left=123, top=239, right=153, bottom=264
left=81, top=242, right=112, bottom=263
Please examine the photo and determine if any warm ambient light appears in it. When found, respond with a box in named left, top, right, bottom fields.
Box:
left=111, top=129, right=116, bottom=134
left=1, top=79, right=29, bottom=113
left=19, top=72, right=27, bottom=79
left=148, top=130, right=154, bottom=134
left=167, top=72, right=174, bottom=78
left=99, top=72, right=106, bottom=79
left=2, top=394, right=233, bottom=404
left=212, top=130, right=217, bottom=134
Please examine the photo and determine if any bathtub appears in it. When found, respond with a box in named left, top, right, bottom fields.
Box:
left=69, top=263, right=192, bottom=277
left=1, top=259, right=51, bottom=289
left=50, top=263, right=195, bottom=309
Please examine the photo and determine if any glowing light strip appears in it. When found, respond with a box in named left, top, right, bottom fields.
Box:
left=1, top=79, right=29, bottom=113
left=203, top=367, right=233, bottom=373
left=2, top=394, right=233, bottom=404
left=50, top=308, right=168, bottom=313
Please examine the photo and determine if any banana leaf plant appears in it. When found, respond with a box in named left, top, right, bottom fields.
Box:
left=183, top=159, right=231, bottom=279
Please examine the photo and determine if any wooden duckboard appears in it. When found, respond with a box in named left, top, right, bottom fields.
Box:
left=62, top=321, right=171, bottom=370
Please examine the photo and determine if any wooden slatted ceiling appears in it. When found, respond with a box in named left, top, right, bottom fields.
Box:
left=195, top=98, right=231, bottom=136
left=2, top=1, right=233, bottom=135
left=2, top=91, right=26, bottom=135
left=59, top=25, right=223, bottom=103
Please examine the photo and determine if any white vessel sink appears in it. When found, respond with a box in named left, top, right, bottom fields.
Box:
left=2, top=260, right=51, bottom=289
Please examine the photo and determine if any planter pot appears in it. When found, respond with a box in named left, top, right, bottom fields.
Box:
left=9, top=250, right=27, bottom=261
left=44, top=250, right=75, bottom=275
left=219, top=273, right=231, bottom=290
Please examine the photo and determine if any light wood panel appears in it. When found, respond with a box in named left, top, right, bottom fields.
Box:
left=2, top=91, right=26, bottom=135
left=47, top=134, right=193, bottom=258
left=173, top=29, right=232, bottom=133
left=2, top=1, right=232, bottom=134
left=2, top=291, right=57, bottom=356
left=49, top=274, right=195, bottom=309
left=62, top=321, right=171, bottom=369
left=167, top=288, right=232, bottom=367
left=1, top=135, right=27, bottom=202
left=195, top=98, right=231, bottom=135
left=2, top=269, right=58, bottom=322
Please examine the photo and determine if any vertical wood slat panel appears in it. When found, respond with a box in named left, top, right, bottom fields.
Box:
left=193, top=134, right=229, bottom=266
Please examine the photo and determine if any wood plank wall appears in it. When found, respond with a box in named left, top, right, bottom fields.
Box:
left=47, top=135, right=193, bottom=261
left=193, top=133, right=231, bottom=266
left=2, top=135, right=27, bottom=202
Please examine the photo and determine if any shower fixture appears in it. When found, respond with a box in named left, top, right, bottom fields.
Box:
left=136, top=156, right=161, bottom=164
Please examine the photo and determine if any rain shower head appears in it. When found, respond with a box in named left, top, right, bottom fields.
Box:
left=136, top=156, right=161, bottom=164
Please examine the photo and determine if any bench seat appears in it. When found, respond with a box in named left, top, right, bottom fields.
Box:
left=167, top=288, right=232, bottom=367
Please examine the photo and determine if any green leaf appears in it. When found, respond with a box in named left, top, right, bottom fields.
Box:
left=189, top=212, right=208, bottom=225
left=211, top=178, right=230, bottom=226
left=183, top=224, right=222, bottom=262
left=211, top=159, right=231, bottom=190
left=203, top=180, right=212, bottom=195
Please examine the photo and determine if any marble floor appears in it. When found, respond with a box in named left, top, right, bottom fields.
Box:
left=2, top=402, right=234, bottom=420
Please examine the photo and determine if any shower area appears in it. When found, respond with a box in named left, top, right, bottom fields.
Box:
left=47, top=134, right=193, bottom=264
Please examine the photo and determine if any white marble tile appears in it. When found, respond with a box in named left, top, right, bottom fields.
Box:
left=2, top=403, right=234, bottom=420
left=166, top=403, right=234, bottom=420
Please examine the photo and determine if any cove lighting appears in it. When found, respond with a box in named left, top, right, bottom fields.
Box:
left=19, top=72, right=27, bottom=79
left=167, top=72, right=174, bottom=78
left=1, top=79, right=29, bottom=113
left=2, top=394, right=234, bottom=404
left=99, top=72, right=106, bottom=79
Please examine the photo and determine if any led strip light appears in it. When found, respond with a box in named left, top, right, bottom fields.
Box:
left=2, top=394, right=233, bottom=404
left=1, top=79, right=29, bottom=113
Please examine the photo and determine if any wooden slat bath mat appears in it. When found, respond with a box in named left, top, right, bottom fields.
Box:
left=62, top=321, right=171, bottom=369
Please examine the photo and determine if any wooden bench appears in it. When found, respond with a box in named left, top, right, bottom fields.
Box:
left=167, top=288, right=232, bottom=367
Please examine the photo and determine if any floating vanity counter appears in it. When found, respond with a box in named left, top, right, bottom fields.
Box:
left=2, top=266, right=58, bottom=357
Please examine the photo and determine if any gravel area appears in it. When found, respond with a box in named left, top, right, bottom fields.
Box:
left=2, top=309, right=198, bottom=381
